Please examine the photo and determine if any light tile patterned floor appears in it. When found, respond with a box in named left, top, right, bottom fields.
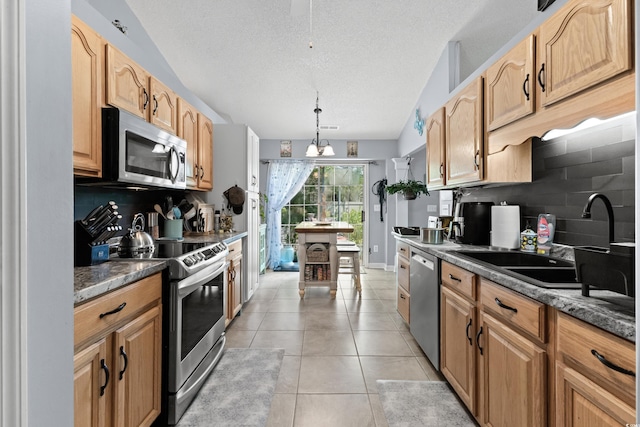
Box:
left=223, top=268, right=443, bottom=427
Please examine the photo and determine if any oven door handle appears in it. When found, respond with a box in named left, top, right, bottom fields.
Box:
left=177, top=260, right=229, bottom=297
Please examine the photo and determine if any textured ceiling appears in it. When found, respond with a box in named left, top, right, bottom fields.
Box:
left=124, top=0, right=538, bottom=140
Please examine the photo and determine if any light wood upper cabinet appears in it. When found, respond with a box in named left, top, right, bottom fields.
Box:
left=148, top=77, right=178, bottom=134
left=178, top=98, right=199, bottom=189
left=105, top=45, right=149, bottom=120
left=538, top=0, right=632, bottom=107
left=106, top=45, right=179, bottom=135
left=425, top=107, right=446, bottom=189
left=486, top=35, right=536, bottom=131
left=71, top=16, right=103, bottom=177
left=197, top=114, right=214, bottom=191
left=445, top=76, right=484, bottom=186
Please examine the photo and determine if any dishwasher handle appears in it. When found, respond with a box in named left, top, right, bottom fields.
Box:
left=411, top=254, right=435, bottom=271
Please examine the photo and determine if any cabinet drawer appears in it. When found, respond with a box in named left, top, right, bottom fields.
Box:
left=74, top=272, right=162, bottom=347
left=557, top=312, right=635, bottom=399
left=441, top=261, right=476, bottom=300
left=227, top=239, right=242, bottom=259
left=397, top=286, right=410, bottom=324
left=396, top=241, right=410, bottom=259
left=480, top=278, right=546, bottom=342
left=397, top=256, right=410, bottom=292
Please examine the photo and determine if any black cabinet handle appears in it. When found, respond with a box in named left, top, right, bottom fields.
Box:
left=200, top=166, right=205, bottom=180
left=466, top=319, right=473, bottom=346
left=100, top=358, right=110, bottom=396
left=495, top=297, right=518, bottom=313
left=119, top=346, right=128, bottom=380
left=448, top=274, right=461, bottom=282
left=473, top=150, right=480, bottom=170
left=522, top=73, right=530, bottom=100
left=152, top=95, right=158, bottom=115
left=143, top=88, right=149, bottom=109
left=99, top=302, right=126, bottom=319
left=439, top=163, right=444, bottom=178
left=537, top=63, right=546, bottom=93
left=400, top=265, right=407, bottom=270
left=476, top=326, right=483, bottom=355
left=591, top=349, right=635, bottom=377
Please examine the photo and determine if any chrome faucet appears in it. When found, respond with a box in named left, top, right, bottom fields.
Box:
left=581, top=193, right=615, bottom=244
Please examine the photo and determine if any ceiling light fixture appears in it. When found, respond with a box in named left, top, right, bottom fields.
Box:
left=305, top=92, right=335, bottom=157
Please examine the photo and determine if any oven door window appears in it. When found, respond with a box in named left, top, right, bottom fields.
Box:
left=125, top=131, right=174, bottom=179
left=180, top=273, right=224, bottom=360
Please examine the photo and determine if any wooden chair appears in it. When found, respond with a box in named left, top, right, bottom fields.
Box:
left=337, top=244, right=361, bottom=295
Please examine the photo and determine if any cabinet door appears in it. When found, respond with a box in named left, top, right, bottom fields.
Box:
left=538, top=0, right=632, bottom=106
left=231, top=257, right=242, bottom=318
left=105, top=45, right=149, bottom=119
left=445, top=76, right=484, bottom=186
left=479, top=312, right=546, bottom=427
left=426, top=107, right=446, bottom=189
left=113, top=306, right=162, bottom=427
left=441, top=286, right=476, bottom=414
left=197, top=114, right=214, bottom=191
left=178, top=98, right=199, bottom=189
left=556, top=362, right=635, bottom=426
left=74, top=339, right=107, bottom=427
left=71, top=16, right=103, bottom=177
left=486, top=35, right=535, bottom=131
left=148, top=77, right=178, bottom=134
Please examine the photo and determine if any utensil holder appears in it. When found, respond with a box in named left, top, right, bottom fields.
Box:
left=164, top=219, right=184, bottom=239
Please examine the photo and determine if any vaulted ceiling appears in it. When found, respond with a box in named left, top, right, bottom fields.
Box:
left=124, top=0, right=539, bottom=140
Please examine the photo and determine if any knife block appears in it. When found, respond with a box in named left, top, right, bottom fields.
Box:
left=74, top=221, right=109, bottom=266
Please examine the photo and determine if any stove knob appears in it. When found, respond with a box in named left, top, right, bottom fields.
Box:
left=184, top=257, right=195, bottom=267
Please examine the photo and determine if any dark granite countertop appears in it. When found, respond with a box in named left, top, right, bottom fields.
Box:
left=74, top=231, right=248, bottom=306
left=74, top=260, right=167, bottom=305
left=393, top=234, right=635, bottom=342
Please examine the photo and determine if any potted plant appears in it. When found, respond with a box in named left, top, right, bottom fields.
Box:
left=385, top=180, right=430, bottom=200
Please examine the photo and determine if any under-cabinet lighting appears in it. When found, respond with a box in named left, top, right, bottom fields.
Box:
left=541, top=111, right=636, bottom=141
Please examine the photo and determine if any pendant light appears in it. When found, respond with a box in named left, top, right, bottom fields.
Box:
left=306, top=92, right=335, bottom=157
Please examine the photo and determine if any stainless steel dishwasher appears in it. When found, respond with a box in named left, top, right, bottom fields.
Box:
left=409, top=247, right=440, bottom=371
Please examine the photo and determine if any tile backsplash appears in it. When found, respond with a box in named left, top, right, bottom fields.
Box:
left=459, top=113, right=635, bottom=248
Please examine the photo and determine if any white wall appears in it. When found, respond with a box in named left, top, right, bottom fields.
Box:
left=25, top=0, right=75, bottom=425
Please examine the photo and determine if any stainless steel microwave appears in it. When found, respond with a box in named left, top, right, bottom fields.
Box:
left=100, top=108, right=187, bottom=190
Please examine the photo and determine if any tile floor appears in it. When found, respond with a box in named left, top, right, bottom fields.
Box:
left=224, top=268, right=443, bottom=427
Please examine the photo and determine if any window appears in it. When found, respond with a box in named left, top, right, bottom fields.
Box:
left=281, top=165, right=364, bottom=248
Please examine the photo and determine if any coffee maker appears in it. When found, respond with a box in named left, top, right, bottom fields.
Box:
left=450, top=201, right=494, bottom=245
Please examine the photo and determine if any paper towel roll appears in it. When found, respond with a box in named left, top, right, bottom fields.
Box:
left=491, top=205, right=520, bottom=249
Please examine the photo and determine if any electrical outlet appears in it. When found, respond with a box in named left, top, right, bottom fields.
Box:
left=427, top=205, right=437, bottom=212
left=373, top=245, right=379, bottom=252
left=374, top=204, right=380, bottom=212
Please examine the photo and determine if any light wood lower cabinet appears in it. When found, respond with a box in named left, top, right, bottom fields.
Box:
left=441, top=285, right=477, bottom=413
left=226, top=239, right=243, bottom=324
left=479, top=312, right=546, bottom=427
left=396, top=242, right=410, bottom=324
left=74, top=273, right=162, bottom=427
left=555, top=311, right=636, bottom=426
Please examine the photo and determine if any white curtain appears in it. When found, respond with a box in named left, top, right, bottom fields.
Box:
left=266, top=160, right=314, bottom=269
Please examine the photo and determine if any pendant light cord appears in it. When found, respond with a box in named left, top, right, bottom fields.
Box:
left=309, top=0, right=313, bottom=48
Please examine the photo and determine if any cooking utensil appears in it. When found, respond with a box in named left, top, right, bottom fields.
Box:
left=172, top=207, right=182, bottom=219
left=154, top=204, right=167, bottom=220
left=118, top=213, right=155, bottom=258
left=420, top=227, right=446, bottom=244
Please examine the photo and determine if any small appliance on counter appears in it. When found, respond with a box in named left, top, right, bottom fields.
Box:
left=393, top=226, right=420, bottom=236
left=452, top=201, right=494, bottom=245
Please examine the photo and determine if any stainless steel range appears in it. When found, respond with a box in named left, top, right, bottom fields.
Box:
left=141, top=240, right=229, bottom=425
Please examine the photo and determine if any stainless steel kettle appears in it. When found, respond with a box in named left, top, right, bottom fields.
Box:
left=118, top=213, right=155, bottom=258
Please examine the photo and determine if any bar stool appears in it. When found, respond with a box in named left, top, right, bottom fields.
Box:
left=337, top=244, right=361, bottom=295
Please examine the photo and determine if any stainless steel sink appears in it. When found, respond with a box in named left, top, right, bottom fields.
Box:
left=453, top=250, right=581, bottom=289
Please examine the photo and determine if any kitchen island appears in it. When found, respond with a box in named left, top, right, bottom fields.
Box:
left=295, top=221, right=354, bottom=298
